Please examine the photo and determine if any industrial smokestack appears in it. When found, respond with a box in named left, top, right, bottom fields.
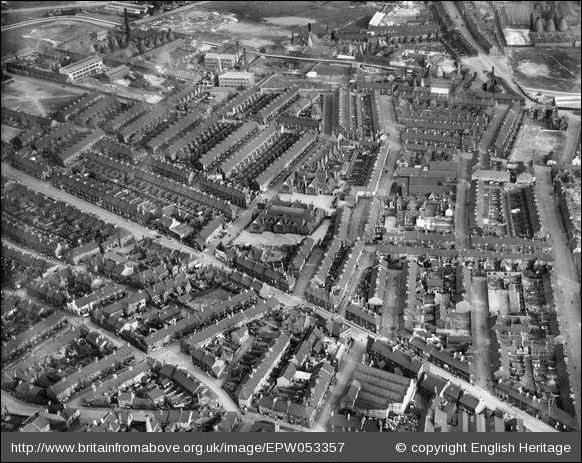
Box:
left=124, top=8, right=131, bottom=41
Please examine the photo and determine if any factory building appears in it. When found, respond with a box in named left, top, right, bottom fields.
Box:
left=59, top=55, right=104, bottom=82
left=218, top=71, right=255, bottom=88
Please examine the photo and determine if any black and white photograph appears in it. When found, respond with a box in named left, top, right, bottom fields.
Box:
left=0, top=1, right=580, bottom=462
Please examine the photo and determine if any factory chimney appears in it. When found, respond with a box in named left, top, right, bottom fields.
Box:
left=491, top=66, right=496, bottom=95
left=124, top=8, right=131, bottom=40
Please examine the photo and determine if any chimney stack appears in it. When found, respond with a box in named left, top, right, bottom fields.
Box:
left=124, top=8, right=131, bottom=41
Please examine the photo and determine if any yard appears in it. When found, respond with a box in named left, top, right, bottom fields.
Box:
left=510, top=122, right=567, bottom=163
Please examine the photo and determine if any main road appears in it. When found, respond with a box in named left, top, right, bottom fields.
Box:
left=534, top=165, right=581, bottom=429
left=0, top=14, right=119, bottom=31
left=1, top=2, right=109, bottom=15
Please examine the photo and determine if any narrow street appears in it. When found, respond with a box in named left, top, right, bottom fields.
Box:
left=454, top=157, right=472, bottom=250
left=312, top=340, right=366, bottom=431
left=470, top=276, right=493, bottom=389
left=375, top=94, right=402, bottom=199
left=2, top=238, right=67, bottom=271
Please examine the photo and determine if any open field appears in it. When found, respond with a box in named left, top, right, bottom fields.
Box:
left=509, top=47, right=582, bottom=94
left=278, top=193, right=336, bottom=213
left=233, top=230, right=306, bottom=247
left=154, top=1, right=377, bottom=47
left=1, top=20, right=108, bottom=56
left=510, top=123, right=567, bottom=163
left=197, top=1, right=375, bottom=29
left=1, top=74, right=86, bottom=116
left=135, top=8, right=289, bottom=48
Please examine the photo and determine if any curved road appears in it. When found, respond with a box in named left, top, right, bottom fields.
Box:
left=148, top=343, right=239, bottom=413
left=1, top=14, right=119, bottom=31
left=1, top=2, right=109, bottom=15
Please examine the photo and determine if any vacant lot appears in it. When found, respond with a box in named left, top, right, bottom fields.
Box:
left=1, top=74, right=85, bottom=116
left=1, top=20, right=107, bottom=56
left=509, top=47, right=581, bottom=93
left=198, top=1, right=376, bottom=28
left=510, top=123, right=567, bottom=163
left=1, top=124, right=22, bottom=143
left=234, top=230, right=306, bottom=247
left=278, top=193, right=335, bottom=213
